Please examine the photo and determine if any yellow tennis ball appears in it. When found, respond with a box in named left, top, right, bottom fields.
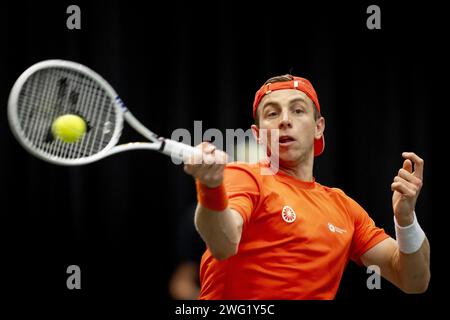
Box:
left=51, top=114, right=87, bottom=143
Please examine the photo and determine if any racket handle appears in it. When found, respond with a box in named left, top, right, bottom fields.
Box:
left=160, top=139, right=201, bottom=162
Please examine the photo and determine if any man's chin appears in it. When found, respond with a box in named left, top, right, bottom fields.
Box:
left=274, top=149, right=310, bottom=164
left=267, top=146, right=310, bottom=163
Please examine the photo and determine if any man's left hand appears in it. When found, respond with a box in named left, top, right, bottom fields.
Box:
left=391, top=152, right=424, bottom=226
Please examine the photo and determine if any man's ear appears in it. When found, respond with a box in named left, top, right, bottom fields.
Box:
left=315, top=117, right=325, bottom=139
left=251, top=124, right=261, bottom=144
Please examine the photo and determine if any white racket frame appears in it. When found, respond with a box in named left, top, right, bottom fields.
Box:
left=8, top=59, right=197, bottom=166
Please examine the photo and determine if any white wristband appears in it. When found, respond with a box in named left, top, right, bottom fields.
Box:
left=394, top=211, right=426, bottom=254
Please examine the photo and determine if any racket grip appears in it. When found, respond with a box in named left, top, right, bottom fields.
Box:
left=160, top=139, right=201, bottom=162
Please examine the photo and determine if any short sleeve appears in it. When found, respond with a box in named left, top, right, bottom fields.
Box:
left=346, top=196, right=390, bottom=265
left=223, top=163, right=261, bottom=228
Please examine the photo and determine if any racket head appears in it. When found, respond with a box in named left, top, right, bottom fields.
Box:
left=8, top=59, right=124, bottom=165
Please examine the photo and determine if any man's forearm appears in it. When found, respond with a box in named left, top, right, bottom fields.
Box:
left=395, top=237, right=430, bottom=293
left=194, top=204, right=242, bottom=260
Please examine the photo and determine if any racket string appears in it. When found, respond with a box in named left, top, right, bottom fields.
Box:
left=35, top=69, right=61, bottom=152
left=17, top=67, right=119, bottom=160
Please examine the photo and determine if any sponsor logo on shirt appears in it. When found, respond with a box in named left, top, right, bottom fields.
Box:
left=327, top=222, right=347, bottom=234
left=281, top=206, right=296, bottom=223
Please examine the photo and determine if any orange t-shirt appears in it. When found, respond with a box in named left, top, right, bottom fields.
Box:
left=199, top=162, right=390, bottom=300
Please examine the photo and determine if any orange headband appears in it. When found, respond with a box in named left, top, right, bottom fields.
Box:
left=253, top=76, right=321, bottom=118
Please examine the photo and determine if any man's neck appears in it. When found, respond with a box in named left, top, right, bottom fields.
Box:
left=277, top=155, right=314, bottom=181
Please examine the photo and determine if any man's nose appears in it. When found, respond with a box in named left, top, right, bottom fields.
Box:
left=278, top=111, right=292, bottom=129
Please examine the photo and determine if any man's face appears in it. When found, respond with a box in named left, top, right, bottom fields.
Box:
left=252, top=89, right=324, bottom=165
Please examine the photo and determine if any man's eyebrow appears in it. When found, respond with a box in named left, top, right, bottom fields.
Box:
left=262, top=97, right=308, bottom=110
left=261, top=100, right=280, bottom=111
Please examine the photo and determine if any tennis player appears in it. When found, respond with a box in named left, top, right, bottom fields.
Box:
left=183, top=74, right=430, bottom=299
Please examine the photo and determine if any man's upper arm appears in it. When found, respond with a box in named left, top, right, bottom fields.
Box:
left=230, top=208, right=244, bottom=243
left=360, top=237, right=402, bottom=288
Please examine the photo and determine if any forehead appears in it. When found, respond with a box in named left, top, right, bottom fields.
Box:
left=258, top=89, right=312, bottom=108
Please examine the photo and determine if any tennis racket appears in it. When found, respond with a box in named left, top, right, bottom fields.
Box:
left=7, top=59, right=200, bottom=166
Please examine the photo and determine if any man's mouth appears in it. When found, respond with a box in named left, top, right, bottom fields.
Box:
left=279, top=135, right=296, bottom=146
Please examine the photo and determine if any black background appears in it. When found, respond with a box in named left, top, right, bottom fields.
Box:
left=0, top=0, right=442, bottom=315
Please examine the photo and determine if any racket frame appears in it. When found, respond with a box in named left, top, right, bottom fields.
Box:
left=8, top=59, right=195, bottom=166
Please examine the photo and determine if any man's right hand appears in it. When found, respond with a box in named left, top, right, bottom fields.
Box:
left=183, top=142, right=228, bottom=188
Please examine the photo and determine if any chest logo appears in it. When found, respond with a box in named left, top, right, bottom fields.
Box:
left=281, top=206, right=296, bottom=223
left=328, top=222, right=347, bottom=234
